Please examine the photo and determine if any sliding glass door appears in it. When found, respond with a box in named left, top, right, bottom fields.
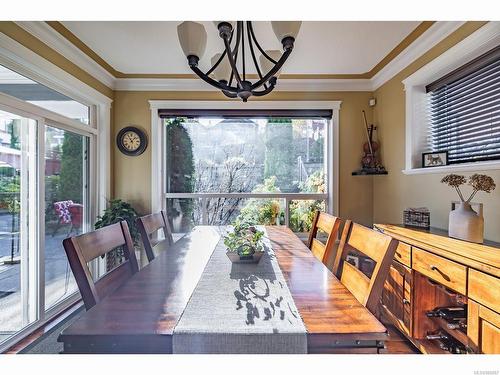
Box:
left=0, top=109, right=37, bottom=343
left=0, top=64, right=97, bottom=349
left=44, top=126, right=89, bottom=310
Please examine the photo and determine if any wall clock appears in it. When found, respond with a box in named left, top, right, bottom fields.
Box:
left=116, top=126, right=148, bottom=156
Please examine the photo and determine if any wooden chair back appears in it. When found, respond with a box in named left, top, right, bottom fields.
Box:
left=62, top=221, right=139, bottom=310
left=332, top=220, right=398, bottom=315
left=307, top=211, right=341, bottom=265
left=136, top=211, right=173, bottom=262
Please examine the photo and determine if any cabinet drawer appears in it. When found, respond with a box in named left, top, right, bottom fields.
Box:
left=412, top=248, right=466, bottom=294
left=469, top=269, right=500, bottom=312
left=468, top=300, right=500, bottom=354
left=394, top=242, right=411, bottom=267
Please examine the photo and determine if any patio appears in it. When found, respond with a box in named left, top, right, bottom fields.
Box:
left=0, top=212, right=77, bottom=337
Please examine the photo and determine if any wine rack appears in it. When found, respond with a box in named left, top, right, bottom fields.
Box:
left=425, top=330, right=469, bottom=354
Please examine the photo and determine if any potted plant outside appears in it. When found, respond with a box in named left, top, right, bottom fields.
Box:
left=94, top=199, right=140, bottom=270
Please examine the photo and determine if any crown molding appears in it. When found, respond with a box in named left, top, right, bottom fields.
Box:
left=0, top=31, right=112, bottom=105
left=115, top=77, right=373, bottom=92
left=7, top=21, right=483, bottom=93
left=402, top=21, right=500, bottom=87
left=371, top=21, right=466, bottom=90
left=15, top=21, right=116, bottom=89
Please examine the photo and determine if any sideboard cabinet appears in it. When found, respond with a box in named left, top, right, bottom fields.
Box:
left=375, top=224, right=500, bottom=354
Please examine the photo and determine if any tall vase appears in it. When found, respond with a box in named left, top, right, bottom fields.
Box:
left=448, top=202, right=484, bottom=244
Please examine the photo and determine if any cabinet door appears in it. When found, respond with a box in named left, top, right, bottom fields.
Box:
left=468, top=300, right=500, bottom=354
left=382, top=261, right=412, bottom=336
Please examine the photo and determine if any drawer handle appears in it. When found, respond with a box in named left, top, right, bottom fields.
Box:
left=429, top=265, right=451, bottom=282
left=402, top=298, right=410, bottom=305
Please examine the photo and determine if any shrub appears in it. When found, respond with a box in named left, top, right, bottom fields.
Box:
left=94, top=199, right=140, bottom=270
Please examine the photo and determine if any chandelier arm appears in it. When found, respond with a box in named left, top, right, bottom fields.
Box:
left=190, top=65, right=239, bottom=93
left=246, top=21, right=267, bottom=89
left=222, top=90, right=238, bottom=98
left=251, top=83, right=276, bottom=97
left=224, top=36, right=243, bottom=87
left=248, top=22, right=278, bottom=64
left=228, top=47, right=237, bottom=87
left=250, top=48, right=292, bottom=90
left=205, top=49, right=226, bottom=76
left=231, top=21, right=242, bottom=56
left=252, top=76, right=277, bottom=96
left=251, top=87, right=275, bottom=97
left=241, top=22, right=246, bottom=81
left=222, top=21, right=242, bottom=87
left=206, top=29, right=234, bottom=76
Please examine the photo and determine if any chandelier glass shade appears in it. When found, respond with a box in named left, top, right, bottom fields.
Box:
left=177, top=21, right=301, bottom=102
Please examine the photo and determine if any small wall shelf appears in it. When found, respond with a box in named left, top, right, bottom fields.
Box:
left=352, top=169, right=388, bottom=176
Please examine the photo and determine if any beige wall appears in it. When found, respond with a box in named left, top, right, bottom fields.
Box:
left=113, top=91, right=375, bottom=226
left=373, top=21, right=500, bottom=242
left=3, top=20, right=499, bottom=239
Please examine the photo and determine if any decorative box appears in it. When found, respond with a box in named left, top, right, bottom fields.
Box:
left=403, top=207, right=430, bottom=229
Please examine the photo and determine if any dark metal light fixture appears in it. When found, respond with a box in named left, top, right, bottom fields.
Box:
left=177, top=21, right=301, bottom=102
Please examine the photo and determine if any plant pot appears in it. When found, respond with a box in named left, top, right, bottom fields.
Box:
left=448, top=201, right=484, bottom=244
left=226, top=251, right=264, bottom=264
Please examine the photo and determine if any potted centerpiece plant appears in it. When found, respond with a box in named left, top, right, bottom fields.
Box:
left=441, top=174, right=496, bottom=243
left=224, top=220, right=265, bottom=264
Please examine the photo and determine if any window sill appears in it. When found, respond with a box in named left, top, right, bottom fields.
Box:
left=402, top=160, right=500, bottom=175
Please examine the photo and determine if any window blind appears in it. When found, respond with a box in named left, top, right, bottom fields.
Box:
left=426, top=45, right=500, bottom=164
left=158, top=109, right=332, bottom=119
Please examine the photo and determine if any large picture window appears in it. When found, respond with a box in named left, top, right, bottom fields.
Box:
left=162, top=111, right=332, bottom=234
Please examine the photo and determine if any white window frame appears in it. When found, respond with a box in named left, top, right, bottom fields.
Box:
left=402, top=22, right=500, bottom=175
left=149, top=100, right=341, bottom=220
left=0, top=32, right=112, bottom=352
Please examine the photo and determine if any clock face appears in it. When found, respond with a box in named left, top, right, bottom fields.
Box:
left=117, top=126, right=147, bottom=156
left=122, top=131, right=141, bottom=152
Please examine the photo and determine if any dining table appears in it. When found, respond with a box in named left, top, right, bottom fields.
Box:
left=58, top=225, right=388, bottom=354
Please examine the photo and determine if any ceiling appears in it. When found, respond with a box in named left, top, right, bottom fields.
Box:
left=61, top=21, right=420, bottom=76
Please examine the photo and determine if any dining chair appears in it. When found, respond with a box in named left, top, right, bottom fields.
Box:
left=62, top=221, right=139, bottom=310
left=136, top=211, right=174, bottom=262
left=306, top=211, right=341, bottom=266
left=332, top=220, right=398, bottom=315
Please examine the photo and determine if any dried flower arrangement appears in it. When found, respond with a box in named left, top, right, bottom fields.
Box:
left=441, top=174, right=496, bottom=203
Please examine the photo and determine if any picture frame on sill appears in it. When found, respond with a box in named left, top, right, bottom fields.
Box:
left=422, top=151, right=448, bottom=168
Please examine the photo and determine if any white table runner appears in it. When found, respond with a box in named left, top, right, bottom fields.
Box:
left=172, top=226, right=307, bottom=354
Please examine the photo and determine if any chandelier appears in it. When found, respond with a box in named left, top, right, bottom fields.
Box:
left=177, top=21, right=301, bottom=102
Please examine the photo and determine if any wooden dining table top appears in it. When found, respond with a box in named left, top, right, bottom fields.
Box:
left=58, top=226, right=387, bottom=353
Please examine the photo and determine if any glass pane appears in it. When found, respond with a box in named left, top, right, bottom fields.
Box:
left=44, top=126, right=89, bottom=310
left=0, top=109, right=36, bottom=345
left=289, top=199, right=326, bottom=234
left=0, top=65, right=90, bottom=125
left=167, top=197, right=196, bottom=234
left=166, top=197, right=285, bottom=234
left=165, top=117, right=327, bottom=194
